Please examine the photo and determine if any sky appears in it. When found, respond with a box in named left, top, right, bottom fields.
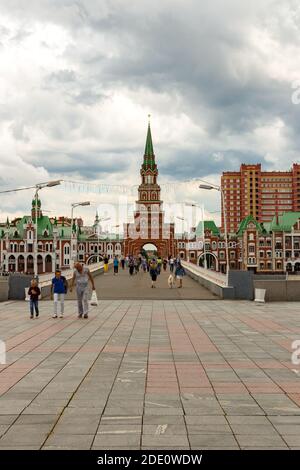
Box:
left=0, top=0, right=300, bottom=230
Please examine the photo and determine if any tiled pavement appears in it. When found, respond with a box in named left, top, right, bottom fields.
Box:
left=0, top=299, right=300, bottom=449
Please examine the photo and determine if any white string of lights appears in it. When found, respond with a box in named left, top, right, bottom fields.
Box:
left=61, top=178, right=202, bottom=196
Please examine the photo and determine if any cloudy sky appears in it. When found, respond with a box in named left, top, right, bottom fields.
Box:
left=0, top=0, right=300, bottom=229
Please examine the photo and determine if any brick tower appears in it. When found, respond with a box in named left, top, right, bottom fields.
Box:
left=123, top=119, right=175, bottom=257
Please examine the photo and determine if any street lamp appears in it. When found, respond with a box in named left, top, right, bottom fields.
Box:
left=176, top=216, right=190, bottom=262
left=34, top=180, right=61, bottom=278
left=199, top=182, right=229, bottom=284
left=70, top=201, right=91, bottom=268
left=96, top=216, right=111, bottom=261
left=185, top=202, right=207, bottom=269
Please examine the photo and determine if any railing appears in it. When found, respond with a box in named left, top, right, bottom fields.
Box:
left=181, top=260, right=228, bottom=287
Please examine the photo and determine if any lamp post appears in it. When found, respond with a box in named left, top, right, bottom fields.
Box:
left=96, top=216, right=111, bottom=261
left=185, top=202, right=207, bottom=269
left=176, top=216, right=190, bottom=262
left=34, top=180, right=61, bottom=278
left=199, top=182, right=229, bottom=284
left=70, top=201, right=91, bottom=268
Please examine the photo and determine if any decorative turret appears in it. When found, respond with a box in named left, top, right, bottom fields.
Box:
left=31, top=196, right=42, bottom=220
left=93, top=211, right=100, bottom=227
left=72, top=220, right=77, bottom=234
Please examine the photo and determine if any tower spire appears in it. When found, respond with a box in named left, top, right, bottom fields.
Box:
left=144, top=115, right=155, bottom=168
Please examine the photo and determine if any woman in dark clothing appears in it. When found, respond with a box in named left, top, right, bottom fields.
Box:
left=128, top=256, right=135, bottom=276
left=28, top=279, right=41, bottom=319
left=149, top=259, right=158, bottom=288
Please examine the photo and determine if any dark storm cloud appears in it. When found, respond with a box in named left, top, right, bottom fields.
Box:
left=31, top=149, right=131, bottom=178
left=159, top=149, right=269, bottom=180
left=1, top=0, right=300, bottom=191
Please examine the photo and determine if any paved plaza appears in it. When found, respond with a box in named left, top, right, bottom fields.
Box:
left=0, top=297, right=300, bottom=449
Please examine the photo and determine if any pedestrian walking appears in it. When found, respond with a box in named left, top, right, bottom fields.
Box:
left=163, top=258, right=168, bottom=271
left=134, top=257, right=140, bottom=274
left=149, top=258, right=158, bottom=288
left=169, top=257, right=174, bottom=273
left=175, top=260, right=186, bottom=288
left=121, top=255, right=125, bottom=270
left=70, top=263, right=96, bottom=319
left=51, top=269, right=68, bottom=318
left=104, top=255, right=109, bottom=274
left=113, top=255, right=119, bottom=275
left=128, top=256, right=135, bottom=276
left=157, top=256, right=162, bottom=274
left=141, top=257, right=147, bottom=272
left=28, top=279, right=41, bottom=319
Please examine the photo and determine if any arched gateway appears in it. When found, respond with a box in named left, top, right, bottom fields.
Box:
left=123, top=121, right=175, bottom=258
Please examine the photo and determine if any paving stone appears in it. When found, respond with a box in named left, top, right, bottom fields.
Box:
left=229, top=424, right=279, bottom=435
left=235, top=434, right=287, bottom=448
left=43, top=434, right=94, bottom=449
left=97, top=424, right=141, bottom=434
left=143, top=415, right=185, bottom=425
left=281, top=435, right=300, bottom=446
left=143, top=424, right=187, bottom=435
left=189, top=434, right=238, bottom=448
left=93, top=434, right=140, bottom=447
left=226, top=416, right=270, bottom=425
left=185, top=415, right=227, bottom=425
left=0, top=416, right=18, bottom=425
left=15, top=415, right=58, bottom=425
left=187, top=424, right=232, bottom=434
left=142, top=435, right=189, bottom=447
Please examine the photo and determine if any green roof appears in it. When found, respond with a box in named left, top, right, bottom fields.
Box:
left=237, top=215, right=265, bottom=236
left=7, top=215, right=53, bottom=239
left=196, top=220, right=220, bottom=237
left=143, top=121, right=155, bottom=170
left=269, top=212, right=300, bottom=232
left=144, top=122, right=154, bottom=157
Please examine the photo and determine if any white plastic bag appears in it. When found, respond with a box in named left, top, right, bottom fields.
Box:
left=90, top=290, right=98, bottom=306
left=25, top=287, right=30, bottom=301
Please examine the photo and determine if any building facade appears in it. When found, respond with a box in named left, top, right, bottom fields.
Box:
left=221, top=163, right=300, bottom=234
left=0, top=200, right=122, bottom=274
left=179, top=212, right=300, bottom=274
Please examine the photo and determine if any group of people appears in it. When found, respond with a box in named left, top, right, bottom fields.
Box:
left=27, top=253, right=186, bottom=319
left=123, top=254, right=186, bottom=288
left=27, top=262, right=96, bottom=320
left=148, top=256, right=186, bottom=288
